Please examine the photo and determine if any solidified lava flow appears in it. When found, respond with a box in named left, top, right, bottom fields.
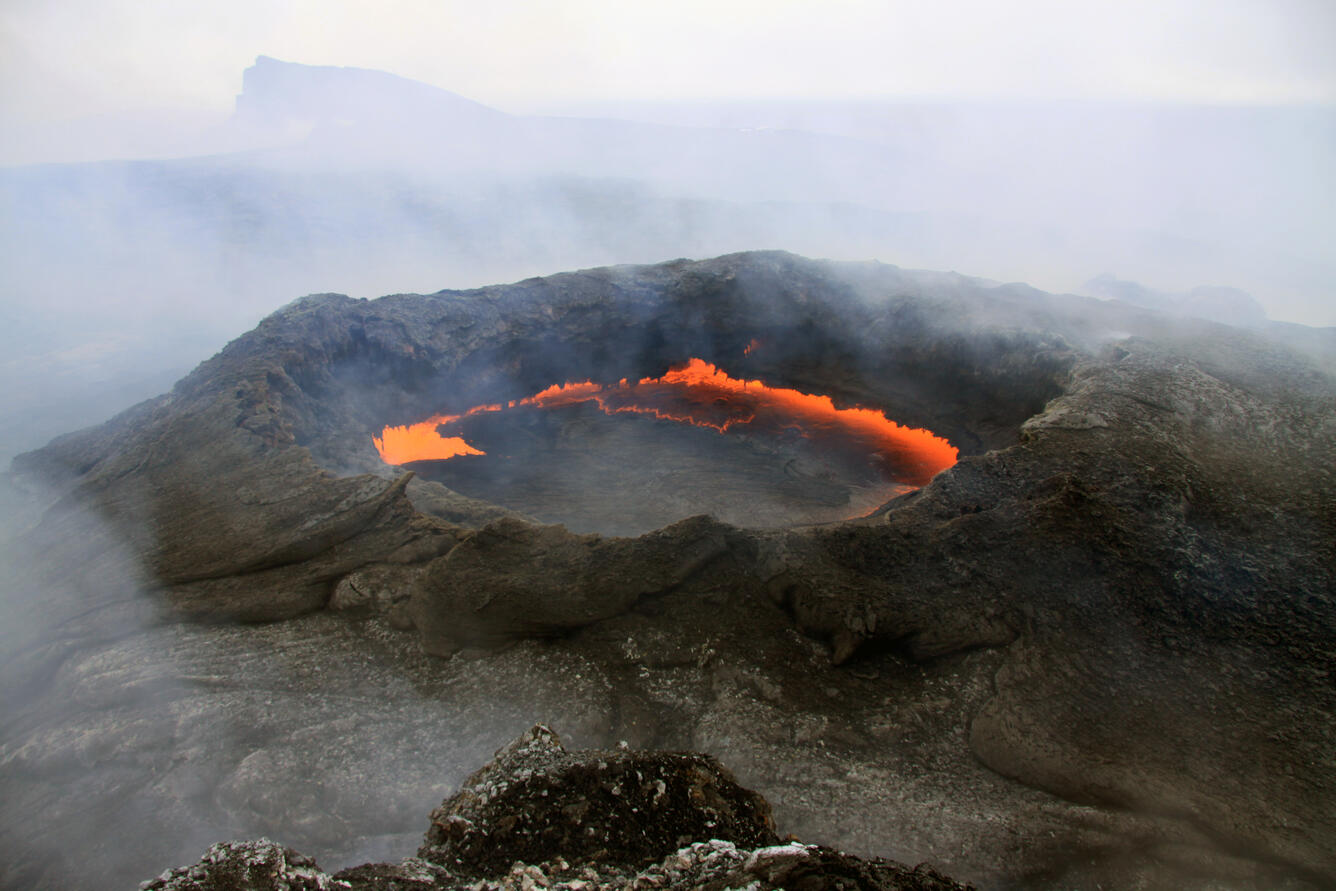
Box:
left=373, top=358, right=958, bottom=485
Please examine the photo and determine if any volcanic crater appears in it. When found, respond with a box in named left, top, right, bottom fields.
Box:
left=297, top=257, right=1064, bottom=535
left=8, top=251, right=1335, bottom=890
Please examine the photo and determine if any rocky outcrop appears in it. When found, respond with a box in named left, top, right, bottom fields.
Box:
left=142, top=840, right=333, bottom=891
left=417, top=724, right=779, bottom=873
left=143, top=726, right=971, bottom=891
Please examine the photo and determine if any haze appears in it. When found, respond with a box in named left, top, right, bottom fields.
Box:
left=1, top=0, right=1333, bottom=457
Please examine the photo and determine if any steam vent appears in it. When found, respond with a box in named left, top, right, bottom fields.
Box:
left=8, top=252, right=1336, bottom=890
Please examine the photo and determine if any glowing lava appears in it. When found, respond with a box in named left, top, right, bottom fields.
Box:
left=374, top=359, right=959, bottom=485
left=372, top=418, right=485, bottom=465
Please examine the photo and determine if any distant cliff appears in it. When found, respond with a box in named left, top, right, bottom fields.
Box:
left=234, top=55, right=506, bottom=138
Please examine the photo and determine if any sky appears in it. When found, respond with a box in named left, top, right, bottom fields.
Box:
left=3, top=0, right=1334, bottom=129
left=0, top=0, right=1332, bottom=331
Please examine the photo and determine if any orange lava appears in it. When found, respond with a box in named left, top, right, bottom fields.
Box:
left=372, top=416, right=485, bottom=465
left=374, top=358, right=958, bottom=485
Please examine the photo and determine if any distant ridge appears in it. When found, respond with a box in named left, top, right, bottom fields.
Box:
left=235, top=55, right=508, bottom=130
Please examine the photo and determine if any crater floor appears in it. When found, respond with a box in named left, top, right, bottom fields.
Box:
left=407, top=402, right=909, bottom=535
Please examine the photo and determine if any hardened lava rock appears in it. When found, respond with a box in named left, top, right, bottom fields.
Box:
left=139, top=839, right=334, bottom=891
left=417, top=724, right=780, bottom=874
left=142, top=726, right=972, bottom=890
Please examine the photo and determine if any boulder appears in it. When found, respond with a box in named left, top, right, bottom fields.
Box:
left=140, top=727, right=972, bottom=891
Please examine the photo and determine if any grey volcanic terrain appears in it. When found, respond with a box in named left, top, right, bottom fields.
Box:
left=2, top=252, right=1334, bottom=889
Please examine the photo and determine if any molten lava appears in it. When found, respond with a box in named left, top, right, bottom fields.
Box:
left=372, top=419, right=485, bottom=465
left=374, top=359, right=958, bottom=485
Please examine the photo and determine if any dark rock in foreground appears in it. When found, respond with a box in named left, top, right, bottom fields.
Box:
left=418, top=724, right=778, bottom=873
left=143, top=726, right=970, bottom=890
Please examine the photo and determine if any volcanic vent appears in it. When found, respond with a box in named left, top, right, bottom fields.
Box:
left=373, top=357, right=958, bottom=534
left=296, top=253, right=1070, bottom=535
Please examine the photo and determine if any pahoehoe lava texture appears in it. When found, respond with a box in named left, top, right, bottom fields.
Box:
left=9, top=251, right=1336, bottom=888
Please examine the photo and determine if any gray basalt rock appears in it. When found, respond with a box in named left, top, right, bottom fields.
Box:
left=418, top=724, right=779, bottom=874
left=140, top=839, right=334, bottom=890
left=141, top=727, right=972, bottom=891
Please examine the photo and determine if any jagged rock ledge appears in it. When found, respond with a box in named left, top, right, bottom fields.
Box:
left=141, top=726, right=970, bottom=891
